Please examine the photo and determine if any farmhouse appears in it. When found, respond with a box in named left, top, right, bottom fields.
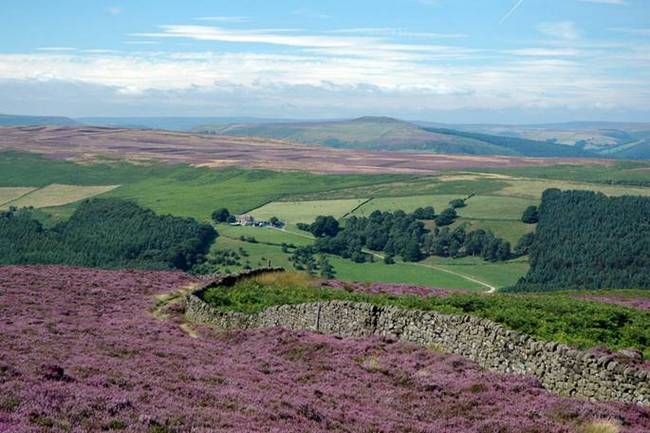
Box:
left=236, top=214, right=255, bottom=225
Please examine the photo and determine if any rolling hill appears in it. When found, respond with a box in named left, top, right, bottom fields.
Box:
left=196, top=116, right=593, bottom=157
left=418, top=120, right=650, bottom=159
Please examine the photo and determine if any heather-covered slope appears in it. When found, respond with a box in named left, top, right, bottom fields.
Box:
left=1, top=265, right=649, bottom=432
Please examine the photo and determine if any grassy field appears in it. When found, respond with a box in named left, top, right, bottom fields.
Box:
left=2, top=184, right=118, bottom=209
left=421, top=255, right=529, bottom=288
left=327, top=257, right=485, bottom=290
left=0, top=187, right=37, bottom=206
left=211, top=224, right=487, bottom=290
left=494, top=178, right=650, bottom=200
left=4, top=151, right=650, bottom=291
left=250, top=198, right=369, bottom=224
left=0, top=151, right=410, bottom=221
left=477, top=161, right=650, bottom=186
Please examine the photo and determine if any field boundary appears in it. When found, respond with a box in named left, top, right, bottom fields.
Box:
left=0, top=185, right=44, bottom=208
left=342, top=197, right=374, bottom=218
left=186, top=269, right=650, bottom=405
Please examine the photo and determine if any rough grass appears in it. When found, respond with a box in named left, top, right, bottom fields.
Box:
left=3, top=184, right=119, bottom=209
left=477, top=162, right=650, bottom=186
left=581, top=420, right=621, bottom=433
left=203, top=272, right=650, bottom=356
left=0, top=187, right=36, bottom=207
left=496, top=178, right=650, bottom=200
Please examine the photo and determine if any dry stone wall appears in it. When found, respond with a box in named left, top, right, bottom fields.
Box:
left=186, top=271, right=650, bottom=405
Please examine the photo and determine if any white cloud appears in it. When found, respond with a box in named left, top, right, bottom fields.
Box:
left=537, top=21, right=580, bottom=40
left=194, top=16, right=249, bottom=23
left=37, top=47, right=76, bottom=52
left=330, top=28, right=467, bottom=39
left=0, top=21, right=647, bottom=120
left=507, top=48, right=582, bottom=57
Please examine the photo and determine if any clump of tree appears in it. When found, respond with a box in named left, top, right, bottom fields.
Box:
left=422, top=226, right=511, bottom=262
left=268, top=216, right=284, bottom=228
left=309, top=215, right=340, bottom=238
left=508, top=189, right=650, bottom=292
left=521, top=205, right=539, bottom=224
left=211, top=208, right=235, bottom=223
left=0, top=199, right=217, bottom=271
left=449, top=198, right=466, bottom=209
left=288, top=247, right=335, bottom=278
left=435, top=208, right=458, bottom=227
left=412, top=206, right=436, bottom=220
left=301, top=209, right=513, bottom=264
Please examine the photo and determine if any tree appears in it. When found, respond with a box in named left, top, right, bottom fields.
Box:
left=435, top=208, right=457, bottom=226
left=402, top=239, right=423, bottom=262
left=449, top=199, right=466, bottom=209
left=383, top=254, right=395, bottom=264
left=269, top=216, right=283, bottom=228
left=514, top=232, right=535, bottom=256
left=310, top=216, right=340, bottom=238
left=521, top=206, right=539, bottom=224
left=318, top=256, right=335, bottom=278
left=211, top=208, right=231, bottom=223
left=413, top=206, right=436, bottom=220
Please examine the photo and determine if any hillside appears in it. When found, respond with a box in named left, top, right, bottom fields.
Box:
left=421, top=121, right=650, bottom=159
left=0, top=113, right=79, bottom=127
left=0, top=126, right=585, bottom=175
left=197, top=116, right=593, bottom=157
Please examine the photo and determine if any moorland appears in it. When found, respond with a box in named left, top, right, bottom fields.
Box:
left=2, top=118, right=650, bottom=432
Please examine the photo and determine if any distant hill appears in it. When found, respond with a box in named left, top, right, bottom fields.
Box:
left=0, top=114, right=79, bottom=127
left=417, top=120, right=650, bottom=159
left=77, top=116, right=297, bottom=131
left=197, top=116, right=593, bottom=158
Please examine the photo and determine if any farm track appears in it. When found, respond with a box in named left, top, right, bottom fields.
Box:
left=269, top=227, right=496, bottom=292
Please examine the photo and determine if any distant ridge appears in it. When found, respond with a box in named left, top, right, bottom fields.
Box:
left=0, top=114, right=79, bottom=127
left=196, top=116, right=593, bottom=158
left=2, top=113, right=648, bottom=159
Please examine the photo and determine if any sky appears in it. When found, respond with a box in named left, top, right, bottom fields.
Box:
left=0, top=0, right=648, bottom=123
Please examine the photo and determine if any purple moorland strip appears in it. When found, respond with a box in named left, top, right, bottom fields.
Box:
left=0, top=265, right=649, bottom=433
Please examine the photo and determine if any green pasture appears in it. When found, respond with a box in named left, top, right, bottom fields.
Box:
left=249, top=198, right=368, bottom=224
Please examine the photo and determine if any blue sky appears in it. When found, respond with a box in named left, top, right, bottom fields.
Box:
left=0, top=0, right=648, bottom=122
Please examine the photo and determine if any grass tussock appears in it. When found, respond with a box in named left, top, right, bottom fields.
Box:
left=580, top=419, right=620, bottom=433
left=253, top=271, right=315, bottom=289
